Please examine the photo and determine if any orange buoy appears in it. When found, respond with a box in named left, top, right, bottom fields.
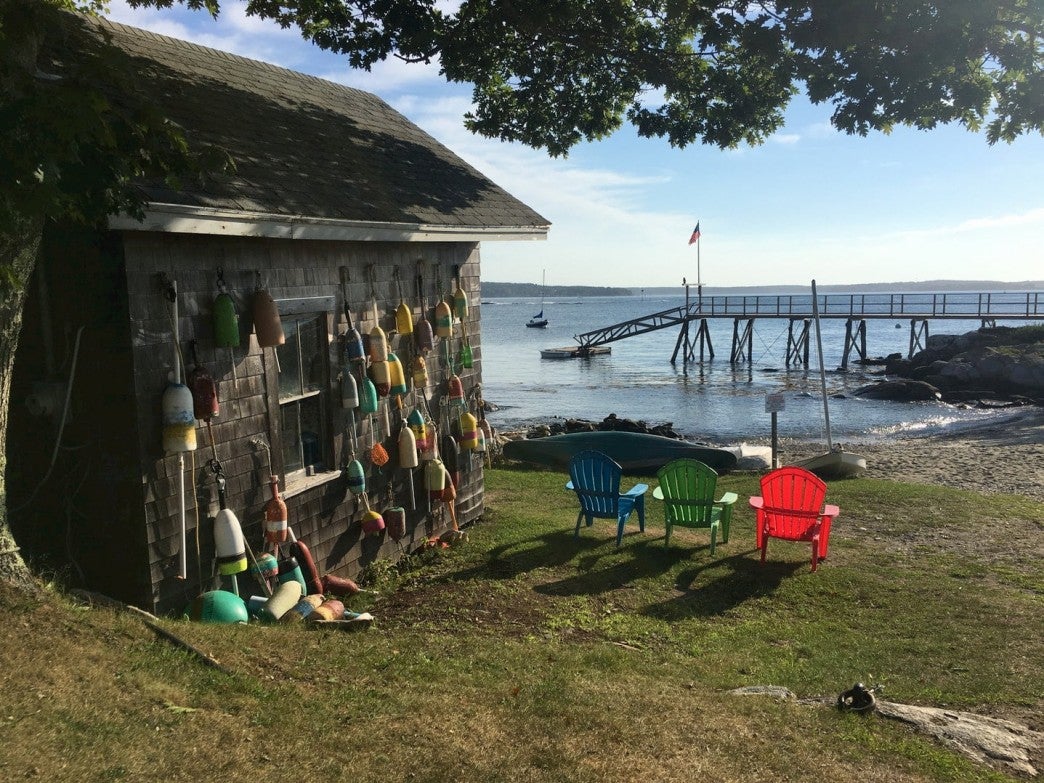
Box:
left=322, top=573, right=362, bottom=597
left=263, top=475, right=288, bottom=545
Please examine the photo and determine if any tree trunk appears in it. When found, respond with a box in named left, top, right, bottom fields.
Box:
left=0, top=209, right=44, bottom=592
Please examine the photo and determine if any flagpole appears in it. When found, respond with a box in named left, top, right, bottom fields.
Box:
left=696, top=227, right=702, bottom=310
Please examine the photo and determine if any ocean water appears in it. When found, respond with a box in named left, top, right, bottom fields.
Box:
left=477, top=293, right=1039, bottom=444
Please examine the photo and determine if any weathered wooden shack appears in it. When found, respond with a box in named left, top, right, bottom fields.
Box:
left=7, top=15, right=548, bottom=615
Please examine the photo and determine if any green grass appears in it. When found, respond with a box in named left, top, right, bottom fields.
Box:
left=0, top=466, right=1040, bottom=782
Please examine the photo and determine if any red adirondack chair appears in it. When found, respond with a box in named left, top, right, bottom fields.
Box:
left=749, top=466, right=838, bottom=571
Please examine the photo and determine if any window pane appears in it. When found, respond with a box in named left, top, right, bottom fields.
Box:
left=280, top=401, right=303, bottom=473
left=277, top=318, right=301, bottom=400
left=300, top=317, right=325, bottom=393
left=299, top=394, right=323, bottom=468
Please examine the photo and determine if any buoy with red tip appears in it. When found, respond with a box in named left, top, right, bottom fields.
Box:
left=252, top=274, right=284, bottom=347
left=213, top=474, right=247, bottom=577
left=361, top=508, right=385, bottom=537
left=309, top=599, right=346, bottom=622
left=459, top=411, right=479, bottom=451
left=263, top=474, right=288, bottom=545
left=425, top=458, right=447, bottom=498
left=447, top=374, right=465, bottom=405
left=370, top=359, right=390, bottom=397
left=369, top=322, right=388, bottom=364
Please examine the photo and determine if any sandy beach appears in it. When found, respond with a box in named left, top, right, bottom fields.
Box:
left=777, top=408, right=1044, bottom=500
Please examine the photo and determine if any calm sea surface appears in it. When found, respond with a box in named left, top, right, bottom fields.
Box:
left=477, top=293, right=1040, bottom=444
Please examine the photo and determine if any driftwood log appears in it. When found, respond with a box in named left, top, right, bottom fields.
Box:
left=730, top=685, right=1043, bottom=777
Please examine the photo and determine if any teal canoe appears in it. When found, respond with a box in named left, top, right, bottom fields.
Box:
left=502, top=431, right=738, bottom=475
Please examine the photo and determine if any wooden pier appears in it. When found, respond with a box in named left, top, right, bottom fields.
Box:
left=569, top=290, right=1042, bottom=369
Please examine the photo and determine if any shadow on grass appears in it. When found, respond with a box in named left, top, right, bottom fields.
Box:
left=640, top=551, right=803, bottom=619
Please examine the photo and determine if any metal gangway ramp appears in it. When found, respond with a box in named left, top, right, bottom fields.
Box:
left=570, top=290, right=1043, bottom=368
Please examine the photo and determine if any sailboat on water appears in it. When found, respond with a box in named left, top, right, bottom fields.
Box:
left=794, top=279, right=868, bottom=480
left=526, top=270, right=549, bottom=328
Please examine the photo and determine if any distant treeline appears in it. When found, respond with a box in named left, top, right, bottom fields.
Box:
left=638, top=279, right=1044, bottom=296
left=482, top=282, right=631, bottom=298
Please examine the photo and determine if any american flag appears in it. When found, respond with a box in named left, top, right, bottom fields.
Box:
left=688, top=222, right=701, bottom=245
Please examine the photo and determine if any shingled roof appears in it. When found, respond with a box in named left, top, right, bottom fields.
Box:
left=64, top=14, right=549, bottom=242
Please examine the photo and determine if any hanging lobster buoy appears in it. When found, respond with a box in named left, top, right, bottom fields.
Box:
left=369, top=322, right=388, bottom=363
left=346, top=459, right=366, bottom=497
left=263, top=475, right=288, bottom=545
left=407, top=409, right=428, bottom=451
left=459, top=412, right=478, bottom=451
left=387, top=352, right=408, bottom=397
left=361, top=509, right=385, bottom=536
left=476, top=427, right=487, bottom=454
left=425, top=458, right=447, bottom=496
left=341, top=364, right=359, bottom=409
left=290, top=539, right=323, bottom=596
left=395, top=302, right=414, bottom=335
left=453, top=274, right=469, bottom=320
left=187, top=590, right=248, bottom=624
left=359, top=375, right=378, bottom=415
left=252, top=277, right=285, bottom=347
left=370, top=360, right=390, bottom=397
left=434, top=300, right=453, bottom=339
left=213, top=270, right=240, bottom=348
left=162, top=383, right=197, bottom=453
left=384, top=506, right=406, bottom=542
left=440, top=432, right=460, bottom=486
left=398, top=424, right=418, bottom=511
left=187, top=341, right=219, bottom=421
left=447, top=374, right=465, bottom=404
left=414, top=316, right=434, bottom=354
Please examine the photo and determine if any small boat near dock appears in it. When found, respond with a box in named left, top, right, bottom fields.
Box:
left=540, top=346, right=612, bottom=359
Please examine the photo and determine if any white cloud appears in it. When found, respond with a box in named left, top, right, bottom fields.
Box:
left=770, top=133, right=801, bottom=145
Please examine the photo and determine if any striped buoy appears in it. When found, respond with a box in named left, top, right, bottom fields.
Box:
left=387, top=352, right=408, bottom=397
left=346, top=459, right=366, bottom=496
left=434, top=300, right=452, bottom=338
left=280, top=594, right=323, bottom=623
left=277, top=556, right=307, bottom=596
left=459, top=412, right=478, bottom=450
left=370, top=360, right=390, bottom=397
left=263, top=475, right=288, bottom=545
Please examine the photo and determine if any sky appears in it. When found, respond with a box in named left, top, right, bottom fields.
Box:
left=105, top=1, right=1044, bottom=289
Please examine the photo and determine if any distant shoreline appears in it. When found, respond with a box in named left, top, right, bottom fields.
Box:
left=483, top=280, right=1044, bottom=298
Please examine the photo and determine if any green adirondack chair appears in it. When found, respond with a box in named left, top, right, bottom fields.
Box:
left=652, top=459, right=737, bottom=552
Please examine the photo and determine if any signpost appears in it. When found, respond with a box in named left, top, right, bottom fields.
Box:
left=765, top=392, right=785, bottom=468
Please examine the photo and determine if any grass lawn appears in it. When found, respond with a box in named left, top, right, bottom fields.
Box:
left=0, top=466, right=1040, bottom=782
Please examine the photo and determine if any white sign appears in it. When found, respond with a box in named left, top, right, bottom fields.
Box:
left=765, top=393, right=785, bottom=413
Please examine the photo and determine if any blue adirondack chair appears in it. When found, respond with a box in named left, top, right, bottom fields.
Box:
left=652, top=458, right=737, bottom=552
left=565, top=450, right=648, bottom=547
